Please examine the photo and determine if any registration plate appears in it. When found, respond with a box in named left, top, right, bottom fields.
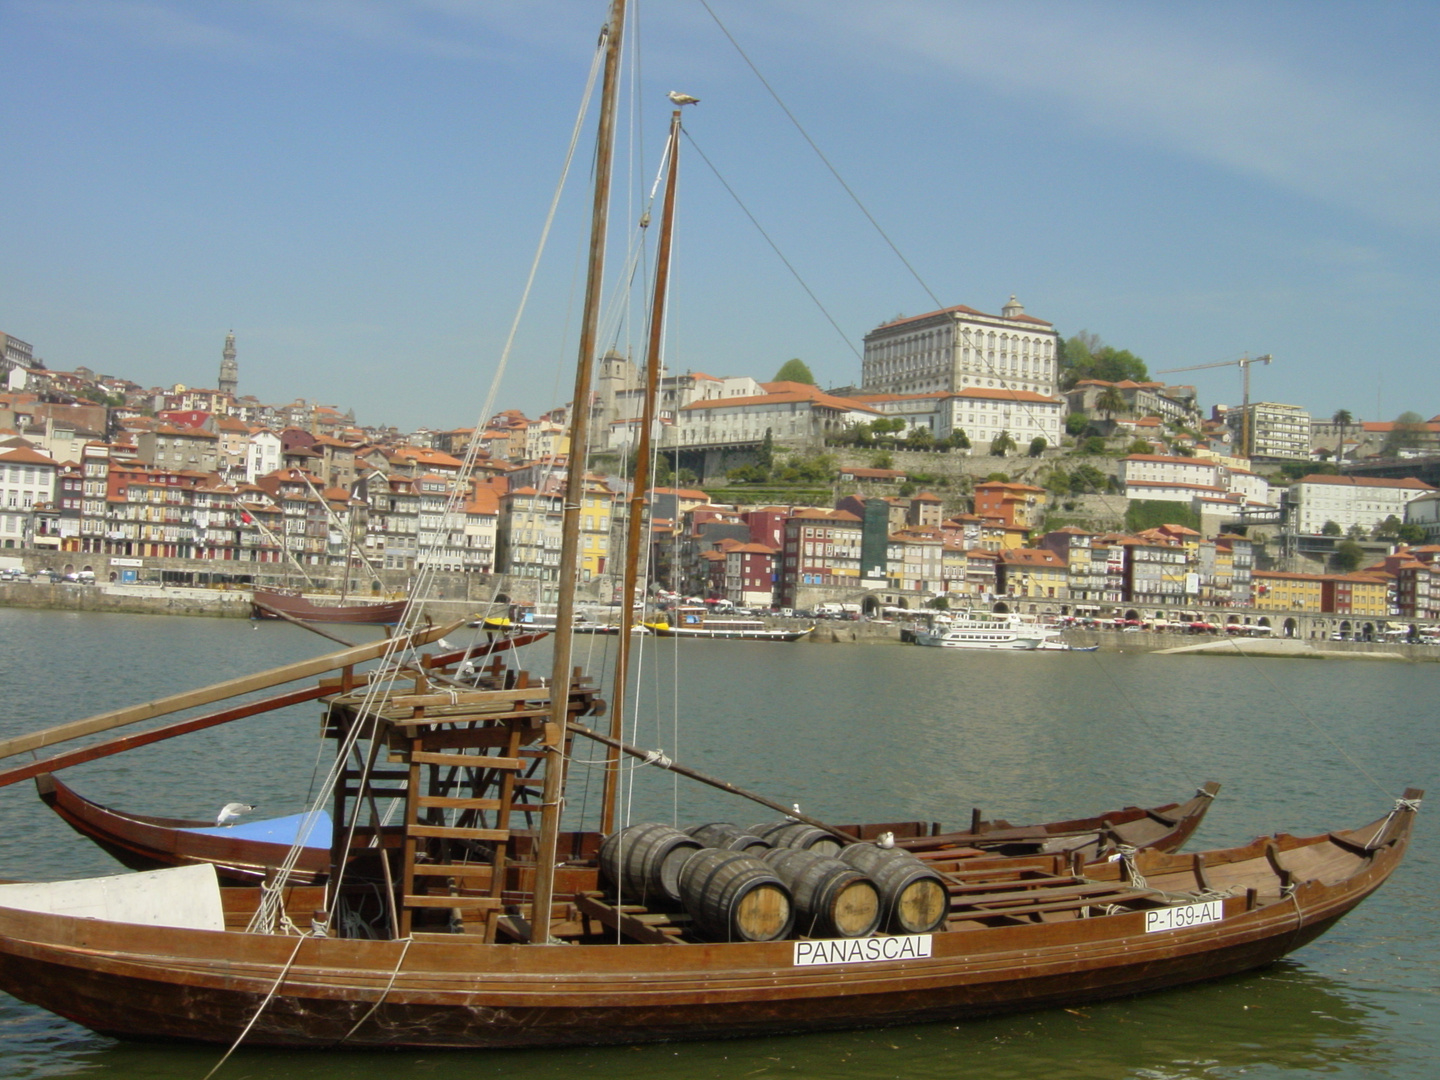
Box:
left=1144, top=899, right=1224, bottom=933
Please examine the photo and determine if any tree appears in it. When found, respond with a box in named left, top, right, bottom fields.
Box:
left=773, top=358, right=817, bottom=385
left=758, top=429, right=774, bottom=471
left=989, top=430, right=1017, bottom=457
left=871, top=450, right=894, bottom=469
left=1069, top=464, right=1107, bottom=494
left=1127, top=438, right=1154, bottom=455
left=1042, top=467, right=1071, bottom=495
left=1064, top=412, right=1090, bottom=437
left=1398, top=523, right=1428, bottom=545
left=1373, top=515, right=1403, bottom=540
left=1332, top=408, right=1354, bottom=461
left=1095, top=386, right=1128, bottom=421
left=906, top=426, right=935, bottom=451
left=1320, top=520, right=1342, bottom=537
left=1346, top=523, right=1367, bottom=540
left=1079, top=435, right=1108, bottom=455
left=1059, top=331, right=1149, bottom=390
left=1028, top=436, right=1047, bottom=457
left=1381, top=411, right=1428, bottom=457
left=947, top=429, right=971, bottom=451
left=1334, top=540, right=1365, bottom=573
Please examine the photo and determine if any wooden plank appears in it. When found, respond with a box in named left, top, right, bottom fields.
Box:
left=948, top=888, right=1153, bottom=923
left=409, top=752, right=523, bottom=770
left=0, top=618, right=462, bottom=762
left=407, top=824, right=511, bottom=842
left=0, top=683, right=333, bottom=789
left=410, top=864, right=495, bottom=880
left=574, top=893, right=683, bottom=945
left=402, top=895, right=504, bottom=909
left=416, top=795, right=503, bottom=812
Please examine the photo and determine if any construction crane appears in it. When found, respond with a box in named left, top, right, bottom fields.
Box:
left=1156, top=353, right=1272, bottom=457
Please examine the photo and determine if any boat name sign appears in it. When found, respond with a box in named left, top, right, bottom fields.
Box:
left=793, top=935, right=933, bottom=967
left=1144, top=899, right=1224, bottom=933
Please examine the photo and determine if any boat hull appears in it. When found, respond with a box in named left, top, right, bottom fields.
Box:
left=251, top=589, right=408, bottom=625
left=0, top=804, right=1415, bottom=1049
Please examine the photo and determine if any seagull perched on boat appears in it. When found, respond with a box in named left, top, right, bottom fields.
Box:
left=876, top=831, right=896, bottom=849
left=667, top=91, right=700, bottom=106
left=216, top=802, right=256, bottom=826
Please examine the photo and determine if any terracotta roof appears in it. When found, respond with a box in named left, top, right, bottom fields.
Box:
left=1294, top=474, right=1434, bottom=491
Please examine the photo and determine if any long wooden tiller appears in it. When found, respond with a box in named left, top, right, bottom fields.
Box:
left=0, top=619, right=464, bottom=763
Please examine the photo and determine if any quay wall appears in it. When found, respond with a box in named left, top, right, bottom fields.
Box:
left=5, top=585, right=1436, bottom=661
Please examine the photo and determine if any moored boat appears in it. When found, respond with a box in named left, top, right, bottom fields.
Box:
left=644, top=606, right=813, bottom=641
left=913, top=610, right=1067, bottom=651
left=251, top=587, right=408, bottom=625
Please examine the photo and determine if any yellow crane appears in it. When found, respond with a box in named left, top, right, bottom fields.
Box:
left=1156, top=353, right=1272, bottom=457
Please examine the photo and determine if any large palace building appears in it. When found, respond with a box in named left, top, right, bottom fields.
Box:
left=860, top=295, right=1060, bottom=398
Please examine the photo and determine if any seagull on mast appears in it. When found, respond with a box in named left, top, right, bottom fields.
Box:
left=216, top=802, right=256, bottom=826
left=667, top=91, right=700, bottom=106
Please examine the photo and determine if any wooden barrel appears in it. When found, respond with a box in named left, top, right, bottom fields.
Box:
left=599, top=822, right=703, bottom=905
left=677, top=849, right=794, bottom=942
left=838, top=844, right=949, bottom=934
left=686, top=822, right=772, bottom=853
left=761, top=848, right=881, bottom=939
left=748, top=821, right=843, bottom=857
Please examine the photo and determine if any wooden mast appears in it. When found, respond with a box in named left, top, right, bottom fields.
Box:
left=600, top=110, right=680, bottom=835
left=530, top=0, right=627, bottom=943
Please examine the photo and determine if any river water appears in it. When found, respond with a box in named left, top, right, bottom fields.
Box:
left=0, top=608, right=1434, bottom=1079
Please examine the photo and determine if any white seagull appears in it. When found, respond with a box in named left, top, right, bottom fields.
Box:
left=667, top=91, right=700, bottom=106
left=216, top=802, right=256, bottom=826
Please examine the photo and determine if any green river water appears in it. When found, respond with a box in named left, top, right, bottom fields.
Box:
left=0, top=608, right=1434, bottom=1080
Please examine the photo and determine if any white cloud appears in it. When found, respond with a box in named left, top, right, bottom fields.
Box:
left=789, top=1, right=1440, bottom=233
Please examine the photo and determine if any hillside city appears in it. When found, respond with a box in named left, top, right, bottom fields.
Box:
left=3, top=299, right=1440, bottom=636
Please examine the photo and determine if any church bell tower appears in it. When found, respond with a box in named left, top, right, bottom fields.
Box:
left=219, top=330, right=238, bottom=396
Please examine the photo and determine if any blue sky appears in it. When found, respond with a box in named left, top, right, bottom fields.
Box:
left=3, top=1, right=1437, bottom=432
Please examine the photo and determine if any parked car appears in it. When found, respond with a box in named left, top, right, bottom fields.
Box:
left=0, top=567, right=23, bottom=581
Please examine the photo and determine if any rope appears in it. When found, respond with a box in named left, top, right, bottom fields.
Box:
left=334, top=936, right=415, bottom=1045
left=200, top=933, right=309, bottom=1080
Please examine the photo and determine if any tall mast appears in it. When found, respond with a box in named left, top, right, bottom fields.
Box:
left=530, top=0, right=627, bottom=943
left=602, top=110, right=681, bottom=835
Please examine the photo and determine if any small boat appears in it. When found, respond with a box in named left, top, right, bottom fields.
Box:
left=644, top=606, right=813, bottom=641
left=913, top=610, right=1066, bottom=651
left=33, top=770, right=1221, bottom=885
left=34, top=773, right=331, bottom=886
left=251, top=587, right=408, bottom=625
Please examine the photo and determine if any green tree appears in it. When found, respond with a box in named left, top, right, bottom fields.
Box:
left=1127, top=438, right=1154, bottom=455
left=1320, top=520, right=1342, bottom=537
left=1064, top=412, right=1090, bottom=437
left=1069, top=464, right=1107, bottom=494
left=1332, top=408, right=1354, bottom=461
left=758, top=429, right=774, bottom=471
left=871, top=450, right=894, bottom=469
left=773, top=358, right=817, bottom=384
left=1079, top=435, right=1108, bottom=455
left=1373, top=515, right=1403, bottom=540
left=989, top=430, right=1017, bottom=457
left=1042, top=467, right=1071, bottom=495
left=1380, top=411, right=1428, bottom=457
left=906, top=426, right=935, bottom=451
left=1059, top=331, right=1149, bottom=389
left=898, top=481, right=917, bottom=497
left=1028, top=436, right=1047, bottom=457
left=1334, top=540, right=1365, bottom=572
left=1346, top=523, right=1366, bottom=541
left=947, top=429, right=971, bottom=451
left=1095, top=386, right=1128, bottom=421
left=1398, top=523, right=1428, bottom=545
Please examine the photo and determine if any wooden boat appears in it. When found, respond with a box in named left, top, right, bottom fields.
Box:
left=251, top=587, right=409, bottom=625
left=0, top=786, right=1420, bottom=1048
left=32, top=769, right=1222, bottom=885
left=0, top=5, right=1419, bottom=1052
left=34, top=773, right=332, bottom=886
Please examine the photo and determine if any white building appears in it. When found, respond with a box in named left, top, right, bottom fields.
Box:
left=1288, top=474, right=1436, bottom=536
left=942, top=388, right=1063, bottom=450
left=246, top=429, right=283, bottom=483
left=861, top=296, right=1060, bottom=398
left=0, top=445, right=57, bottom=548
left=672, top=383, right=878, bottom=447
left=1232, top=402, right=1311, bottom=459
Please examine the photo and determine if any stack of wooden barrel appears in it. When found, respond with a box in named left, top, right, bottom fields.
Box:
left=598, top=821, right=949, bottom=943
